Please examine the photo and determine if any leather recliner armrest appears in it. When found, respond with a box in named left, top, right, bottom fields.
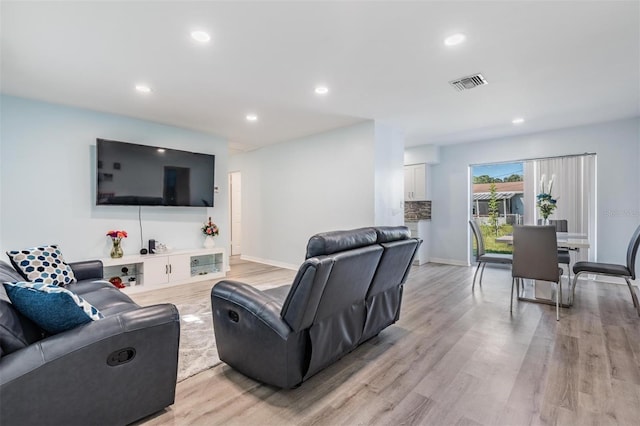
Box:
left=69, top=260, right=104, bottom=281
left=0, top=304, right=180, bottom=426
left=212, top=280, right=290, bottom=339
left=0, top=303, right=180, bottom=425
left=212, top=280, right=307, bottom=388
left=0, top=303, right=179, bottom=383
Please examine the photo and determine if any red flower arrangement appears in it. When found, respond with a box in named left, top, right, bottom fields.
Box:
left=106, top=230, right=127, bottom=259
left=106, top=230, right=128, bottom=240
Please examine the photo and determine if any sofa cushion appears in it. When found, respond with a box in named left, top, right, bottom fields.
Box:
left=0, top=262, right=44, bottom=357
left=374, top=226, right=411, bottom=243
left=3, top=282, right=103, bottom=334
left=7, top=245, right=76, bottom=286
left=0, top=261, right=25, bottom=289
left=0, top=299, right=39, bottom=357
left=67, top=282, right=140, bottom=316
left=306, top=227, right=377, bottom=258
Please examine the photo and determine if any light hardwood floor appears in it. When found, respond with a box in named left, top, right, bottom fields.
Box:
left=132, top=257, right=640, bottom=426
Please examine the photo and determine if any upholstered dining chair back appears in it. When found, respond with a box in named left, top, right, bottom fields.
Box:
left=512, top=225, right=559, bottom=282
left=626, top=224, right=640, bottom=280
left=469, top=219, right=485, bottom=259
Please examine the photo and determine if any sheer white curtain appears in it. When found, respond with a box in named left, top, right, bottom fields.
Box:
left=523, top=161, right=536, bottom=225
left=534, top=154, right=596, bottom=261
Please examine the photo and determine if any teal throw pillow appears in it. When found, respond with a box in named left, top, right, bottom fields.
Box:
left=2, top=282, right=103, bottom=334
left=7, top=245, right=76, bottom=286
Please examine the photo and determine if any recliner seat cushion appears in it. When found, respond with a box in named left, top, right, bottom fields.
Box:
left=66, top=281, right=140, bottom=316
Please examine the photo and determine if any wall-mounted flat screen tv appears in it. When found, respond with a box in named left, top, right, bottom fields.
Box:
left=96, top=138, right=215, bottom=207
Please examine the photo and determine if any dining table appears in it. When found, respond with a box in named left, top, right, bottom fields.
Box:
left=495, top=232, right=590, bottom=249
left=495, top=232, right=590, bottom=307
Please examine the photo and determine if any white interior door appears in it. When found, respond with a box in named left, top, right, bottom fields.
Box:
left=230, top=171, right=242, bottom=255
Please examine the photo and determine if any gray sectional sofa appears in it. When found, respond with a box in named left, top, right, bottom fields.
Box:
left=211, top=226, right=421, bottom=389
left=0, top=259, right=180, bottom=426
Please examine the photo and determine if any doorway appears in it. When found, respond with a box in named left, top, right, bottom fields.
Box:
left=229, top=171, right=242, bottom=256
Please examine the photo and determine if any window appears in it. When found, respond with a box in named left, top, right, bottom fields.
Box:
left=471, top=154, right=596, bottom=261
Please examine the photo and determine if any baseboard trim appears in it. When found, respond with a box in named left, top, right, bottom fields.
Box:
left=429, top=257, right=469, bottom=267
left=239, top=255, right=299, bottom=271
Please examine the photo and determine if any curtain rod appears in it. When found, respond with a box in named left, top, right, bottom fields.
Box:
left=469, top=152, right=595, bottom=167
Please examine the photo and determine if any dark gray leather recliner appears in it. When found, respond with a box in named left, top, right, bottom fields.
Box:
left=0, top=259, right=180, bottom=426
left=211, top=226, right=421, bottom=388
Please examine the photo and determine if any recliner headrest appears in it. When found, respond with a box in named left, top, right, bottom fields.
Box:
left=374, top=226, right=410, bottom=243
left=306, top=228, right=377, bottom=258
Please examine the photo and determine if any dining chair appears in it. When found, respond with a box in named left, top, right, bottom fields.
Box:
left=571, top=224, right=640, bottom=316
left=537, top=219, right=572, bottom=282
left=511, top=225, right=564, bottom=320
left=469, top=220, right=512, bottom=290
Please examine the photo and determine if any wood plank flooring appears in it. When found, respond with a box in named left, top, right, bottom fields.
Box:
left=132, top=258, right=640, bottom=426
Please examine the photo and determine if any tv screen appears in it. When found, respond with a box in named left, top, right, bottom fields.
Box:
left=96, top=138, right=215, bottom=207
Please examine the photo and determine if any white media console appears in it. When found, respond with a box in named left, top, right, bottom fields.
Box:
left=101, top=247, right=226, bottom=294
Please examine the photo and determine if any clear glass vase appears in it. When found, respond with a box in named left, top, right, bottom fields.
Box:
left=110, top=238, right=123, bottom=258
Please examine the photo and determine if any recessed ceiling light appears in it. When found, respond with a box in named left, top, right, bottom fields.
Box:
left=157, top=148, right=166, bottom=153
left=314, top=86, right=329, bottom=95
left=246, top=114, right=258, bottom=122
left=191, top=30, right=211, bottom=43
left=512, top=117, right=525, bottom=125
left=444, top=33, right=466, bottom=46
left=135, top=84, right=151, bottom=94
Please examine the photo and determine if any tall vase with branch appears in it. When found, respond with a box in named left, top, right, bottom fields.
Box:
left=537, top=174, right=557, bottom=224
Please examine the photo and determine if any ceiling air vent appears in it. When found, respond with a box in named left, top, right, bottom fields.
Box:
left=449, top=73, right=488, bottom=91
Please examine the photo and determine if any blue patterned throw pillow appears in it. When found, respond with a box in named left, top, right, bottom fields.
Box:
left=7, top=245, right=76, bottom=286
left=2, top=282, right=103, bottom=334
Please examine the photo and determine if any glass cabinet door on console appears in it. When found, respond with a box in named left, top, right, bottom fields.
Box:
left=101, top=248, right=226, bottom=294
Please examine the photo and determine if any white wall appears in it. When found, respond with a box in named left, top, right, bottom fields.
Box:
left=0, top=96, right=229, bottom=262
left=404, top=144, right=440, bottom=165
left=374, top=123, right=405, bottom=226
left=429, top=117, right=640, bottom=266
left=229, top=121, right=389, bottom=268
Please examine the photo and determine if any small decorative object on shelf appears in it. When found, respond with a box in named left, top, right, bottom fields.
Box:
left=128, top=276, right=137, bottom=286
left=106, top=230, right=128, bottom=258
left=108, top=276, right=125, bottom=289
left=201, top=217, right=219, bottom=248
left=537, top=174, right=558, bottom=224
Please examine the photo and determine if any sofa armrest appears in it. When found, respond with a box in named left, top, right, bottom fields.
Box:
left=0, top=304, right=179, bottom=425
left=212, top=280, right=307, bottom=388
left=212, top=280, right=290, bottom=338
left=69, top=260, right=104, bottom=281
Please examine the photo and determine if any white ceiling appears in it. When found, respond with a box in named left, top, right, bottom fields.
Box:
left=1, top=1, right=639, bottom=153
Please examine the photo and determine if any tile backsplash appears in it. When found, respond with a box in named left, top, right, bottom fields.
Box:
left=405, top=200, right=431, bottom=221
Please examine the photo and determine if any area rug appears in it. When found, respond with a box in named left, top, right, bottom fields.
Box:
left=175, top=283, right=291, bottom=382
